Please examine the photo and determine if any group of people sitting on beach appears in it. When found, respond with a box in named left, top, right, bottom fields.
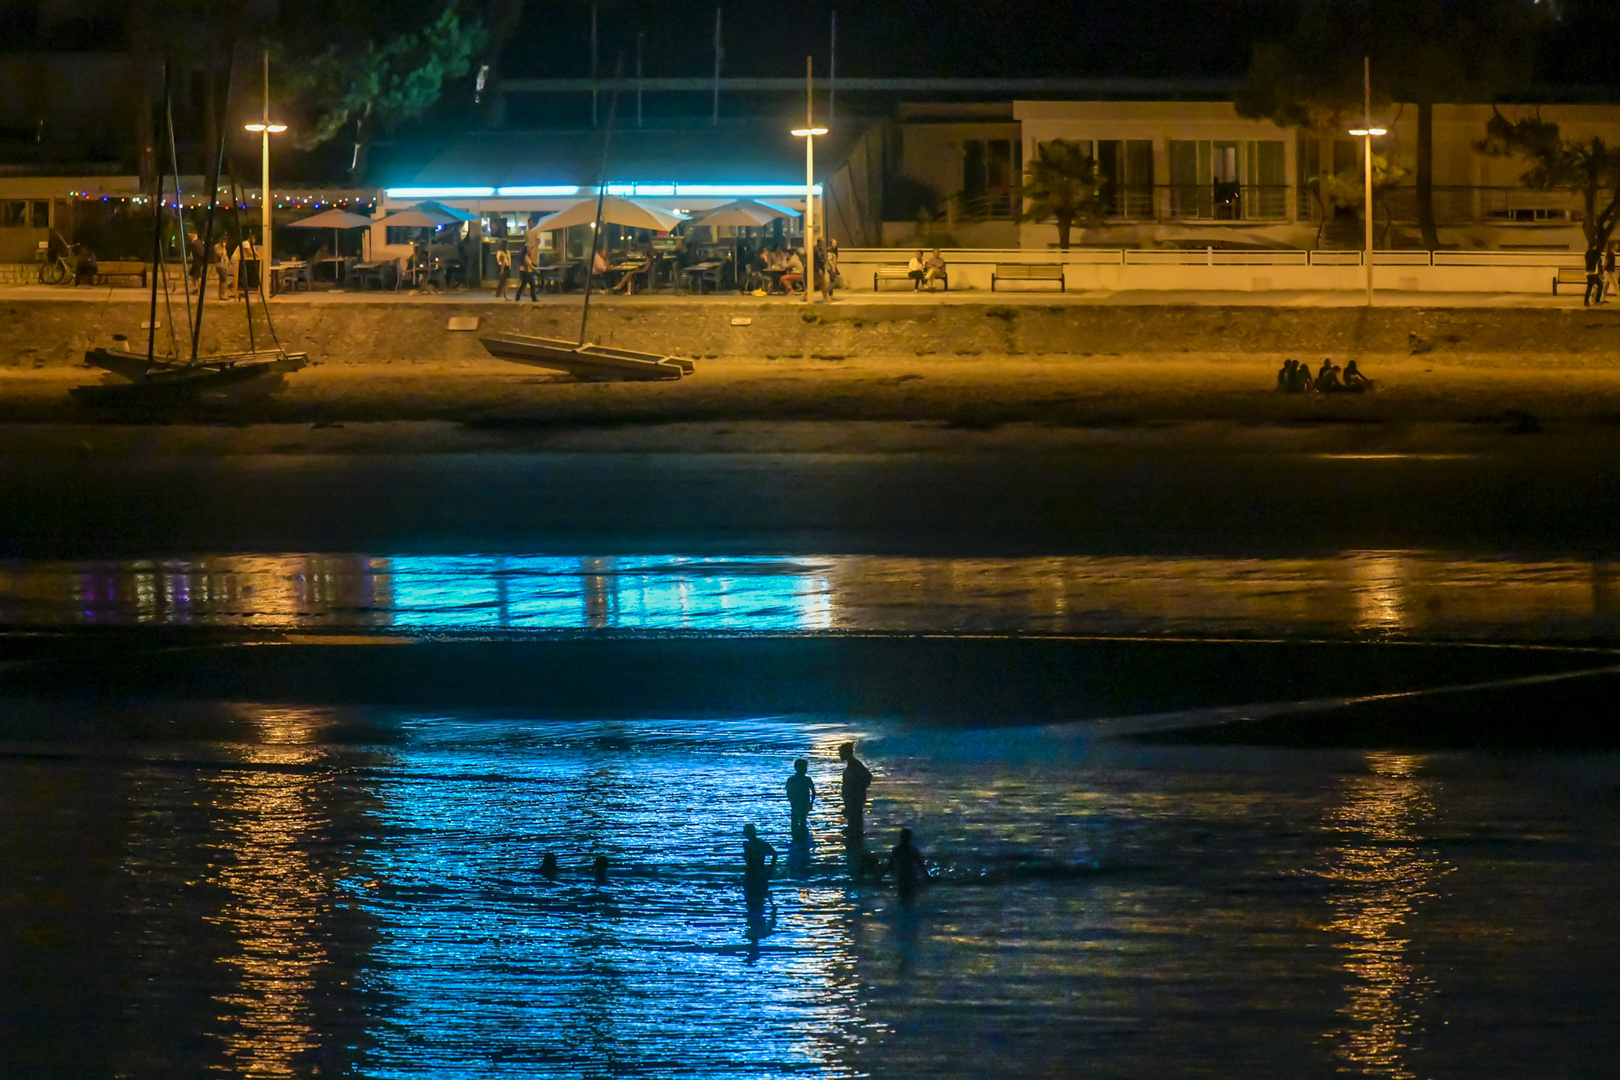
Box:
left=1277, top=358, right=1374, bottom=394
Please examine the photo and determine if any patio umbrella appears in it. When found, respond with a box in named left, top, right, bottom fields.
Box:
left=376, top=205, right=464, bottom=228
left=688, top=199, right=797, bottom=228
left=285, top=208, right=377, bottom=260
left=538, top=194, right=688, bottom=233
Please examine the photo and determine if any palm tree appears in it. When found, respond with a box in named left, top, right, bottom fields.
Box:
left=1018, top=140, right=1107, bottom=251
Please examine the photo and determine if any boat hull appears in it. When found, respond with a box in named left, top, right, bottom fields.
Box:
left=73, top=348, right=308, bottom=406
left=479, top=335, right=692, bottom=381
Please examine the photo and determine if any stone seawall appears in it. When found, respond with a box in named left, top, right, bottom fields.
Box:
left=5, top=299, right=1620, bottom=370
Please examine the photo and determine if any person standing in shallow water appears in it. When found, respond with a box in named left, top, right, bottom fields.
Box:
left=838, top=741, right=873, bottom=836
left=540, top=853, right=558, bottom=881
left=592, top=855, right=609, bottom=885
left=885, top=827, right=930, bottom=903
left=742, top=824, right=778, bottom=913
left=785, top=758, right=816, bottom=841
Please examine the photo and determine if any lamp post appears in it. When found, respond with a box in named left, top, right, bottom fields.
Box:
left=1349, top=56, right=1387, bottom=307
left=791, top=55, right=827, bottom=305
left=244, top=49, right=287, bottom=296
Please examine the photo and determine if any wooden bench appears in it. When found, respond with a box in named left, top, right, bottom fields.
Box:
left=1553, top=266, right=1589, bottom=295
left=874, top=264, right=948, bottom=291
left=991, top=263, right=1065, bottom=292
left=93, top=261, right=151, bottom=287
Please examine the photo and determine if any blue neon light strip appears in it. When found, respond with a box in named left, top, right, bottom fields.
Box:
left=385, top=186, right=496, bottom=198
left=388, top=183, right=821, bottom=201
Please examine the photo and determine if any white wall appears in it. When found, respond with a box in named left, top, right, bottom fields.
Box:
left=836, top=248, right=1581, bottom=294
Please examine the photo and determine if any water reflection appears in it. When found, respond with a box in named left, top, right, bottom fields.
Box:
left=1319, top=752, right=1448, bottom=1078
left=205, top=707, right=366, bottom=1078
left=0, top=551, right=1616, bottom=640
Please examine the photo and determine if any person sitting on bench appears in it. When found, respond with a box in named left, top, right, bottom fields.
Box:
left=907, top=249, right=926, bottom=290
left=72, top=244, right=97, bottom=287
left=924, top=249, right=948, bottom=291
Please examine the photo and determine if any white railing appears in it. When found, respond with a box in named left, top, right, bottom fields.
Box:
left=839, top=247, right=1584, bottom=269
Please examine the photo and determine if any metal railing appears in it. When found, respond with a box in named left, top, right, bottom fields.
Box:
left=1300, top=185, right=1584, bottom=225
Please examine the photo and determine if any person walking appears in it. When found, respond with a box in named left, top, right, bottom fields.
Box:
left=1584, top=244, right=1603, bottom=307
left=838, top=741, right=873, bottom=837
left=213, top=236, right=230, bottom=300
left=742, top=824, right=778, bottom=913
left=1604, top=241, right=1617, bottom=304
left=785, top=758, right=816, bottom=841
left=235, top=234, right=259, bottom=297
left=494, top=243, right=512, bottom=299
left=518, top=246, right=540, bottom=302
left=822, top=238, right=839, bottom=300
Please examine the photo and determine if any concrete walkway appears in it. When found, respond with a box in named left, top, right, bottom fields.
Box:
left=2, top=282, right=1610, bottom=309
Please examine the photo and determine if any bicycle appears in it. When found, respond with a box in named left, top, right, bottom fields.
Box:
left=36, top=229, right=73, bottom=285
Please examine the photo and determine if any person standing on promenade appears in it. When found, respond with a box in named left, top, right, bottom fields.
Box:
left=822, top=238, right=839, bottom=300
left=494, top=243, right=512, bottom=299
left=1584, top=244, right=1603, bottom=306
left=785, top=758, right=816, bottom=841
left=838, top=742, right=873, bottom=837
left=742, top=824, right=778, bottom=913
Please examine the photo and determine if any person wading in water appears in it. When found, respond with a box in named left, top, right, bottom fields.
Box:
left=838, top=742, right=873, bottom=837
left=742, top=824, right=778, bottom=914
left=785, top=758, right=816, bottom=841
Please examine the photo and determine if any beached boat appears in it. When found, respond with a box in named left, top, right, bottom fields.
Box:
left=74, top=348, right=307, bottom=405
left=479, top=335, right=692, bottom=381
left=73, top=61, right=306, bottom=409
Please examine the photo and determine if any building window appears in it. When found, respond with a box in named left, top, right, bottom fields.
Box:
left=1168, top=140, right=1286, bottom=220
left=31, top=200, right=49, bottom=228
left=1097, top=139, right=1155, bottom=218
left=2, top=201, right=27, bottom=228
left=961, top=138, right=1021, bottom=217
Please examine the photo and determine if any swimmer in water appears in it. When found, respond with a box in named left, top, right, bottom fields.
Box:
left=884, top=827, right=930, bottom=903
left=742, top=824, right=778, bottom=913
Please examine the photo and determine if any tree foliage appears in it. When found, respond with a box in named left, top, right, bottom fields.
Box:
left=1237, top=0, right=1548, bottom=249
left=1018, top=140, right=1106, bottom=251
left=1479, top=110, right=1620, bottom=255
left=284, top=3, right=486, bottom=175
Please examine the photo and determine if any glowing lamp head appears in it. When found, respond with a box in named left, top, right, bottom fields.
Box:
left=791, top=127, right=829, bottom=137
left=244, top=123, right=289, bottom=133
left=1349, top=127, right=1388, bottom=137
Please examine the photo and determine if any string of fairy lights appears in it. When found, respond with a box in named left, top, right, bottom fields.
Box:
left=65, top=190, right=376, bottom=212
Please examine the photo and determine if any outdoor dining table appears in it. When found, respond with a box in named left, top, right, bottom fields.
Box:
left=762, top=266, right=792, bottom=294
left=351, top=261, right=391, bottom=290
left=679, top=260, right=724, bottom=294
left=313, top=256, right=355, bottom=285
left=537, top=261, right=577, bottom=292
left=269, top=260, right=309, bottom=295
left=608, top=261, right=650, bottom=294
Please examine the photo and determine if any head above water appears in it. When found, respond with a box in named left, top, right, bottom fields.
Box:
left=794, top=758, right=808, bottom=774
left=743, top=823, right=758, bottom=838
left=897, top=827, right=914, bottom=845
left=838, top=741, right=855, bottom=761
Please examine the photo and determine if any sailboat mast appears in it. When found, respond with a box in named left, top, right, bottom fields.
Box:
left=146, top=64, right=170, bottom=366
left=191, top=52, right=234, bottom=364
left=579, top=55, right=623, bottom=346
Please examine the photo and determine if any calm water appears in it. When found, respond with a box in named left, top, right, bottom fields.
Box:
left=3, top=548, right=1619, bottom=1077
left=1, top=549, right=1618, bottom=639
left=3, top=706, right=1618, bottom=1078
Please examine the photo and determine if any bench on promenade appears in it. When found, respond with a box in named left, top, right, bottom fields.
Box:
left=874, top=264, right=948, bottom=291
left=93, top=261, right=151, bottom=287
left=991, top=263, right=1065, bottom=292
left=1553, top=266, right=1589, bottom=295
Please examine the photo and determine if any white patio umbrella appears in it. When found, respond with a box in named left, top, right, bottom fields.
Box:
left=376, top=205, right=465, bottom=229
left=688, top=199, right=797, bottom=228
left=284, top=208, right=377, bottom=259
left=539, top=194, right=688, bottom=233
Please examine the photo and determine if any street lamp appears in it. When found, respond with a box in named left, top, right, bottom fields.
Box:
left=791, top=55, right=827, bottom=304
left=245, top=49, right=287, bottom=296
left=1349, top=55, right=1387, bottom=306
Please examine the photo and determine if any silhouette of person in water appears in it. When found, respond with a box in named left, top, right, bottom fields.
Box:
left=592, top=855, right=609, bottom=885
left=884, top=827, right=930, bottom=903
left=742, top=824, right=778, bottom=913
left=785, top=758, right=816, bottom=841
left=838, top=742, right=873, bottom=836
left=541, top=853, right=559, bottom=881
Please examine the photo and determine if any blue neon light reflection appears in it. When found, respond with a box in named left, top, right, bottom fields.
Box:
left=386, top=556, right=831, bottom=631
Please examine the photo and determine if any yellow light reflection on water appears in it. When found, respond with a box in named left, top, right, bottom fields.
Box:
left=1320, top=752, right=1450, bottom=1079
left=206, top=708, right=334, bottom=1078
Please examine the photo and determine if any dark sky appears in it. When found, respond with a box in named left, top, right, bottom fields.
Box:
left=497, top=0, right=1620, bottom=86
